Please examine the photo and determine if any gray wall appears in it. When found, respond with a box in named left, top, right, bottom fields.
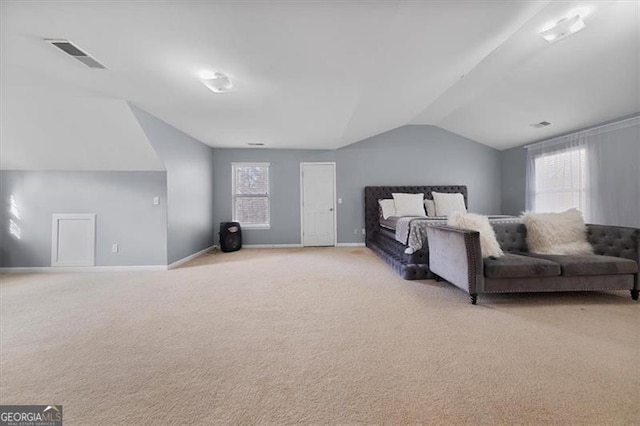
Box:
left=131, top=106, right=216, bottom=264
left=0, top=171, right=167, bottom=267
left=213, top=125, right=502, bottom=245
left=500, top=145, right=527, bottom=215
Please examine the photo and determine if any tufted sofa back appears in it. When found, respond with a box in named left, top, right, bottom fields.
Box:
left=492, top=222, right=528, bottom=253
left=491, top=222, right=640, bottom=263
left=587, top=224, right=640, bottom=262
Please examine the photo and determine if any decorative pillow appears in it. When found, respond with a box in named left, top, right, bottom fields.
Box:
left=448, top=212, right=504, bottom=258
left=424, top=199, right=437, bottom=217
left=521, top=208, right=594, bottom=255
left=392, top=193, right=426, bottom=217
left=432, top=192, right=467, bottom=216
left=378, top=199, right=396, bottom=220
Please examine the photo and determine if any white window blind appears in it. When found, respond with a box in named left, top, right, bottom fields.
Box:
left=232, top=163, right=270, bottom=228
left=533, top=147, right=587, bottom=213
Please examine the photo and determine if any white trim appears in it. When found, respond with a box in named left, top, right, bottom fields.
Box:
left=168, top=245, right=215, bottom=269
left=241, top=224, right=271, bottom=230
left=525, top=115, right=640, bottom=150
left=0, top=265, right=167, bottom=273
left=242, top=244, right=303, bottom=248
left=51, top=213, right=96, bottom=267
left=300, top=162, right=337, bottom=247
left=336, top=243, right=366, bottom=247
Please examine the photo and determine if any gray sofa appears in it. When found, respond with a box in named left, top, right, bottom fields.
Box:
left=426, top=222, right=639, bottom=304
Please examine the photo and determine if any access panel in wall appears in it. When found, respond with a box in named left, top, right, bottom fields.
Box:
left=51, top=214, right=96, bottom=267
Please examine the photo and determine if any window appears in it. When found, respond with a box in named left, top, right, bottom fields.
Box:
left=232, top=163, right=270, bottom=228
left=533, top=147, right=587, bottom=213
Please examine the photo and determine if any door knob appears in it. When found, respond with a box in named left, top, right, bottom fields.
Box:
left=329, top=208, right=334, bottom=211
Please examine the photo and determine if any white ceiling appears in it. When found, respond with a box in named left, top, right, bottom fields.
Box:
left=1, top=1, right=638, bottom=152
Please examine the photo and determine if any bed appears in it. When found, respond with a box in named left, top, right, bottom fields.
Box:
left=365, top=186, right=519, bottom=280
left=364, top=186, right=467, bottom=280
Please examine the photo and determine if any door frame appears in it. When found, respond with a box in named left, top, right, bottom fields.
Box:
left=300, top=162, right=337, bottom=247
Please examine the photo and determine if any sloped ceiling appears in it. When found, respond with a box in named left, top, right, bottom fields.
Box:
left=1, top=1, right=638, bottom=153
left=1, top=97, right=165, bottom=170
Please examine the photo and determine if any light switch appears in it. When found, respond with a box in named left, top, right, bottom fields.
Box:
left=112, top=243, right=119, bottom=253
left=153, top=196, right=160, bottom=205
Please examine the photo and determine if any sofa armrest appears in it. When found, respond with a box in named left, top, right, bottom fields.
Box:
left=425, top=225, right=484, bottom=295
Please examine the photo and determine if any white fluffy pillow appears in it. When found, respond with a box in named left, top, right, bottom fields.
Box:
left=424, top=199, right=437, bottom=217
left=448, top=212, right=504, bottom=258
left=378, top=199, right=396, bottom=219
left=521, top=209, right=594, bottom=255
left=432, top=192, right=467, bottom=216
left=392, top=193, right=426, bottom=217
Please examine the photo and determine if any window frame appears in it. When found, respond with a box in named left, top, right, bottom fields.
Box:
left=231, top=162, right=271, bottom=230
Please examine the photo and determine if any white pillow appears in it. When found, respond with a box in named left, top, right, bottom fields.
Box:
left=432, top=192, right=467, bottom=216
left=378, top=199, right=396, bottom=219
left=424, top=199, right=437, bottom=217
left=392, top=193, right=426, bottom=217
left=448, top=212, right=504, bottom=258
left=521, top=209, right=594, bottom=255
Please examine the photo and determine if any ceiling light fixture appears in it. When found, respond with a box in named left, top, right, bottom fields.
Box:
left=199, top=71, right=235, bottom=93
left=540, top=14, right=587, bottom=43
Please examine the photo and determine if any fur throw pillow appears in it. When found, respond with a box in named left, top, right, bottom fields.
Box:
left=521, top=209, right=594, bottom=255
left=448, top=212, right=504, bottom=258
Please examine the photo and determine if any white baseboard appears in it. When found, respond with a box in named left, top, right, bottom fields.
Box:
left=0, top=265, right=168, bottom=273
left=336, top=243, right=366, bottom=247
left=243, top=243, right=365, bottom=248
left=243, top=244, right=303, bottom=248
left=168, top=245, right=215, bottom=269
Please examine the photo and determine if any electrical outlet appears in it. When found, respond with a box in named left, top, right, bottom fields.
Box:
left=361, top=228, right=366, bottom=235
left=153, top=196, right=160, bottom=205
left=354, top=228, right=358, bottom=235
left=112, top=243, right=118, bottom=253
left=338, top=198, right=343, bottom=204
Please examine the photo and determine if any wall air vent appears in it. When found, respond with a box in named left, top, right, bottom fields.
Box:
left=45, top=39, right=107, bottom=69
left=530, top=121, right=552, bottom=128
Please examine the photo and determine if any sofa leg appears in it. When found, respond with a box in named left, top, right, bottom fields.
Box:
left=434, top=275, right=441, bottom=282
left=470, top=293, right=478, bottom=305
left=631, top=289, right=639, bottom=301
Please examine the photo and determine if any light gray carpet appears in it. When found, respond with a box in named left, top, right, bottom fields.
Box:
left=1, top=247, right=638, bottom=425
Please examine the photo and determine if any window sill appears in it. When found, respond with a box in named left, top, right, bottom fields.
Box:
left=240, top=224, right=271, bottom=230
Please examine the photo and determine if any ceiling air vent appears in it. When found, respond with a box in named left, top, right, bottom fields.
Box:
left=247, top=143, right=265, bottom=146
left=530, top=121, right=552, bottom=128
left=45, top=39, right=107, bottom=69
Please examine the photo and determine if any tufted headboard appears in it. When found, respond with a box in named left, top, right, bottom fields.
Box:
left=364, top=185, right=468, bottom=242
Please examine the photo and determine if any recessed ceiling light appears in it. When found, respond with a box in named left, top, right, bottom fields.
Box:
left=199, top=71, right=235, bottom=93
left=540, top=14, right=586, bottom=43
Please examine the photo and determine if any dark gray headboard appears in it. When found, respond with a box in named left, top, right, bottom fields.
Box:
left=364, top=185, right=468, bottom=241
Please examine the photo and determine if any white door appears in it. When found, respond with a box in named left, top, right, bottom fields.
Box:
left=301, top=163, right=336, bottom=247
left=51, top=214, right=96, bottom=267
